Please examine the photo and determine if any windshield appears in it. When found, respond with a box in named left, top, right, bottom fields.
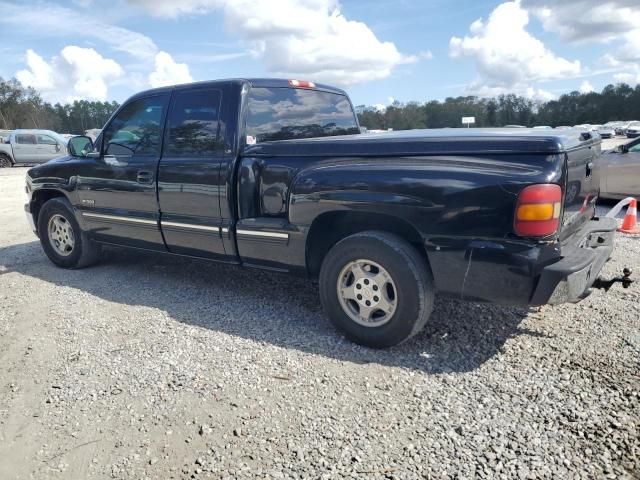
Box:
left=245, top=87, right=359, bottom=143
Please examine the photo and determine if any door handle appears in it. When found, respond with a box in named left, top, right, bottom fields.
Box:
left=137, top=170, right=153, bottom=184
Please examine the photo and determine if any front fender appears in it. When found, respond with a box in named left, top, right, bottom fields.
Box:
left=26, top=165, right=79, bottom=228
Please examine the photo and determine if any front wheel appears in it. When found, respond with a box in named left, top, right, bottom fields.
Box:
left=37, top=197, right=100, bottom=268
left=319, top=231, right=434, bottom=348
left=0, top=154, right=12, bottom=168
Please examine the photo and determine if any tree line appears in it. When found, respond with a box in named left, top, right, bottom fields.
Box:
left=356, top=83, right=640, bottom=130
left=0, top=77, right=119, bottom=134
left=2, top=76, right=640, bottom=134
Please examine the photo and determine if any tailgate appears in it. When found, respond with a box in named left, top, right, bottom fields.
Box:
left=560, top=133, right=600, bottom=241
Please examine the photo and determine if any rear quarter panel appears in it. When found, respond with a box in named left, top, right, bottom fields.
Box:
left=289, top=154, right=564, bottom=238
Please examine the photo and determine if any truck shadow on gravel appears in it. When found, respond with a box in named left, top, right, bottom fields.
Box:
left=2, top=241, right=547, bottom=374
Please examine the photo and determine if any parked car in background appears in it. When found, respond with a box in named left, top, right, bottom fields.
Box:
left=555, top=126, right=572, bottom=130
left=596, top=125, right=615, bottom=138
left=599, top=137, right=640, bottom=199
left=503, top=125, right=526, bottom=128
left=0, top=129, right=69, bottom=167
left=604, top=122, right=620, bottom=135
left=533, top=126, right=552, bottom=129
left=615, top=121, right=638, bottom=136
left=626, top=122, right=640, bottom=138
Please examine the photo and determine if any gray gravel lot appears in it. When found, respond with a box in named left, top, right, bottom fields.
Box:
left=0, top=166, right=638, bottom=479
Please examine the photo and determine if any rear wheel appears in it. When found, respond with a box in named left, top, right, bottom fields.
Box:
left=37, top=197, right=100, bottom=268
left=0, top=154, right=12, bottom=168
left=319, top=231, right=434, bottom=348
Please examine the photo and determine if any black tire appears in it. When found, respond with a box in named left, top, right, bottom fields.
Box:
left=0, top=154, right=12, bottom=168
left=37, top=197, right=100, bottom=269
left=319, top=231, right=434, bottom=348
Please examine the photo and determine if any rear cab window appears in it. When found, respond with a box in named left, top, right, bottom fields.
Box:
left=165, top=89, right=222, bottom=156
left=245, top=87, right=359, bottom=143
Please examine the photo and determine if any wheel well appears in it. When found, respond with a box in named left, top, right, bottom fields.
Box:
left=306, top=211, right=425, bottom=276
left=31, top=190, right=66, bottom=225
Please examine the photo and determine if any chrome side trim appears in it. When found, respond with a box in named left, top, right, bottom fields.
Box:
left=236, top=229, right=289, bottom=239
left=221, top=227, right=229, bottom=234
left=161, top=220, right=220, bottom=232
left=82, top=212, right=157, bottom=225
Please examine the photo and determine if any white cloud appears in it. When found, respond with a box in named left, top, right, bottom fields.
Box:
left=469, top=83, right=556, bottom=101
left=522, top=0, right=640, bottom=43
left=16, top=50, right=54, bottom=91
left=0, top=1, right=157, bottom=60
left=148, top=52, right=194, bottom=87
left=129, top=0, right=222, bottom=17
left=579, top=80, right=594, bottom=93
left=613, top=68, right=640, bottom=85
left=129, top=0, right=416, bottom=85
left=449, top=1, right=580, bottom=98
left=419, top=50, right=434, bottom=60
left=4, top=2, right=199, bottom=97
left=16, top=46, right=123, bottom=103
left=522, top=1, right=640, bottom=84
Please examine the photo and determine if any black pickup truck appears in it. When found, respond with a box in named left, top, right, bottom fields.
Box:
left=25, top=78, right=619, bottom=348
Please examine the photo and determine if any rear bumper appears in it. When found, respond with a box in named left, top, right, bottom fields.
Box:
left=530, top=217, right=617, bottom=305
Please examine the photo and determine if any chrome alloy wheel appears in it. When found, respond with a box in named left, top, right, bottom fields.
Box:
left=337, top=259, right=398, bottom=327
left=48, top=214, right=75, bottom=257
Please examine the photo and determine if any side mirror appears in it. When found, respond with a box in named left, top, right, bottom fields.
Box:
left=68, top=135, right=94, bottom=157
left=617, top=144, right=629, bottom=154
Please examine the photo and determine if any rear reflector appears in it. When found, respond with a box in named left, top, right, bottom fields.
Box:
left=289, top=79, right=316, bottom=88
left=514, top=184, right=562, bottom=237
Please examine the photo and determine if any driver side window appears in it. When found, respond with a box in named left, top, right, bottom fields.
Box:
left=103, top=95, right=168, bottom=156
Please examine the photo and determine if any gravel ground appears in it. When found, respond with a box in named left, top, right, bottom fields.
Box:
left=0, top=166, right=638, bottom=480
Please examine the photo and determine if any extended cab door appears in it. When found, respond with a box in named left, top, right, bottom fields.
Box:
left=157, top=87, right=227, bottom=259
left=12, top=133, right=38, bottom=162
left=77, top=93, right=169, bottom=250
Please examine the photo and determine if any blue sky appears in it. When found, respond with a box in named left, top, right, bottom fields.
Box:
left=1, top=0, right=639, bottom=106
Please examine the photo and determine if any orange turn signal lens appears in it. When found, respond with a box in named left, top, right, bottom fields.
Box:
left=517, top=203, right=554, bottom=221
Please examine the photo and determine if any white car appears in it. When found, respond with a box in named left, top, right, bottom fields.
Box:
left=596, top=125, right=615, bottom=139
left=0, top=129, right=69, bottom=167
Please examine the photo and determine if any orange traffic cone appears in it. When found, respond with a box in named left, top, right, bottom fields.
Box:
left=618, top=198, right=640, bottom=235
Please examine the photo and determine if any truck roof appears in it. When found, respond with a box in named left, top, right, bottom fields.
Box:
left=246, top=128, right=599, bottom=157
left=11, top=129, right=69, bottom=143
left=128, top=78, right=348, bottom=101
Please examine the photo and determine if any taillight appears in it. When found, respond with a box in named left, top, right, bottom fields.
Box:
left=289, top=79, right=316, bottom=88
left=514, top=184, right=562, bottom=237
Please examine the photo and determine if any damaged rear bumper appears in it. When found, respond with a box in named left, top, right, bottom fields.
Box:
left=530, top=217, right=617, bottom=305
